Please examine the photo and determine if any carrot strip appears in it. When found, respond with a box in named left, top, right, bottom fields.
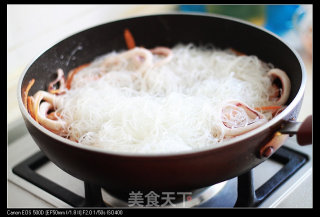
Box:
left=34, top=95, right=41, bottom=123
left=27, top=96, right=35, bottom=119
left=23, top=78, right=35, bottom=109
left=66, top=63, right=90, bottom=89
left=254, top=106, right=283, bottom=111
left=230, top=48, right=246, bottom=56
left=49, top=89, right=66, bottom=95
left=124, top=28, right=136, bottom=50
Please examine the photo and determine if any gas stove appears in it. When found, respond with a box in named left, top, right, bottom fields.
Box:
left=7, top=118, right=312, bottom=208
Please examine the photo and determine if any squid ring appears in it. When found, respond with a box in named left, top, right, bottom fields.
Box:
left=267, top=68, right=291, bottom=106
left=32, top=90, right=66, bottom=134
left=150, top=46, right=173, bottom=67
left=103, top=47, right=153, bottom=74
left=221, top=100, right=267, bottom=137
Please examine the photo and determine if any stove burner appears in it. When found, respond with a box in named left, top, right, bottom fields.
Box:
left=101, top=181, right=229, bottom=207
left=12, top=146, right=308, bottom=208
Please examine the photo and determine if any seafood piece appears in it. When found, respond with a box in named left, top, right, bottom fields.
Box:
left=102, top=47, right=153, bottom=74
left=268, top=68, right=291, bottom=106
left=150, top=46, right=173, bottom=67
left=48, top=68, right=66, bottom=95
left=221, top=100, right=267, bottom=137
left=32, top=90, right=66, bottom=134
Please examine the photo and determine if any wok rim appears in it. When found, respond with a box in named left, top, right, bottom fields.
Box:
left=17, top=12, right=307, bottom=158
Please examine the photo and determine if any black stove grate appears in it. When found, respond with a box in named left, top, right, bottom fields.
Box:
left=235, top=147, right=308, bottom=207
left=12, top=146, right=308, bottom=208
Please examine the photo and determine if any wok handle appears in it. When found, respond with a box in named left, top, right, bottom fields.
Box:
left=259, top=115, right=312, bottom=158
left=280, top=115, right=312, bottom=146
left=259, top=133, right=289, bottom=158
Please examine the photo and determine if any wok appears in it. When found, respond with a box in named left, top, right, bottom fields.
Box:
left=18, top=13, right=312, bottom=194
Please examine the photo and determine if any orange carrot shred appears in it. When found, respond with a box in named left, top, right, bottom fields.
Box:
left=34, top=95, right=41, bottom=123
left=254, top=106, right=283, bottom=111
left=49, top=89, right=66, bottom=95
left=230, top=48, right=246, bottom=56
left=66, top=63, right=90, bottom=89
left=124, top=28, right=136, bottom=50
left=24, top=78, right=35, bottom=109
left=27, top=96, right=35, bottom=119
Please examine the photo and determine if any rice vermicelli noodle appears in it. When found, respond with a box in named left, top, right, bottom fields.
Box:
left=24, top=39, right=291, bottom=154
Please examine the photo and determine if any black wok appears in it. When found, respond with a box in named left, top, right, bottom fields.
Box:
left=18, top=13, right=312, bottom=194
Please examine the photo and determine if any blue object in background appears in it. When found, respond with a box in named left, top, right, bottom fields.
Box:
left=179, top=5, right=306, bottom=38
left=179, top=5, right=206, bottom=12
left=264, top=5, right=305, bottom=36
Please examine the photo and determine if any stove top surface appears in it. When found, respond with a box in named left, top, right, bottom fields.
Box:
left=7, top=119, right=313, bottom=208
